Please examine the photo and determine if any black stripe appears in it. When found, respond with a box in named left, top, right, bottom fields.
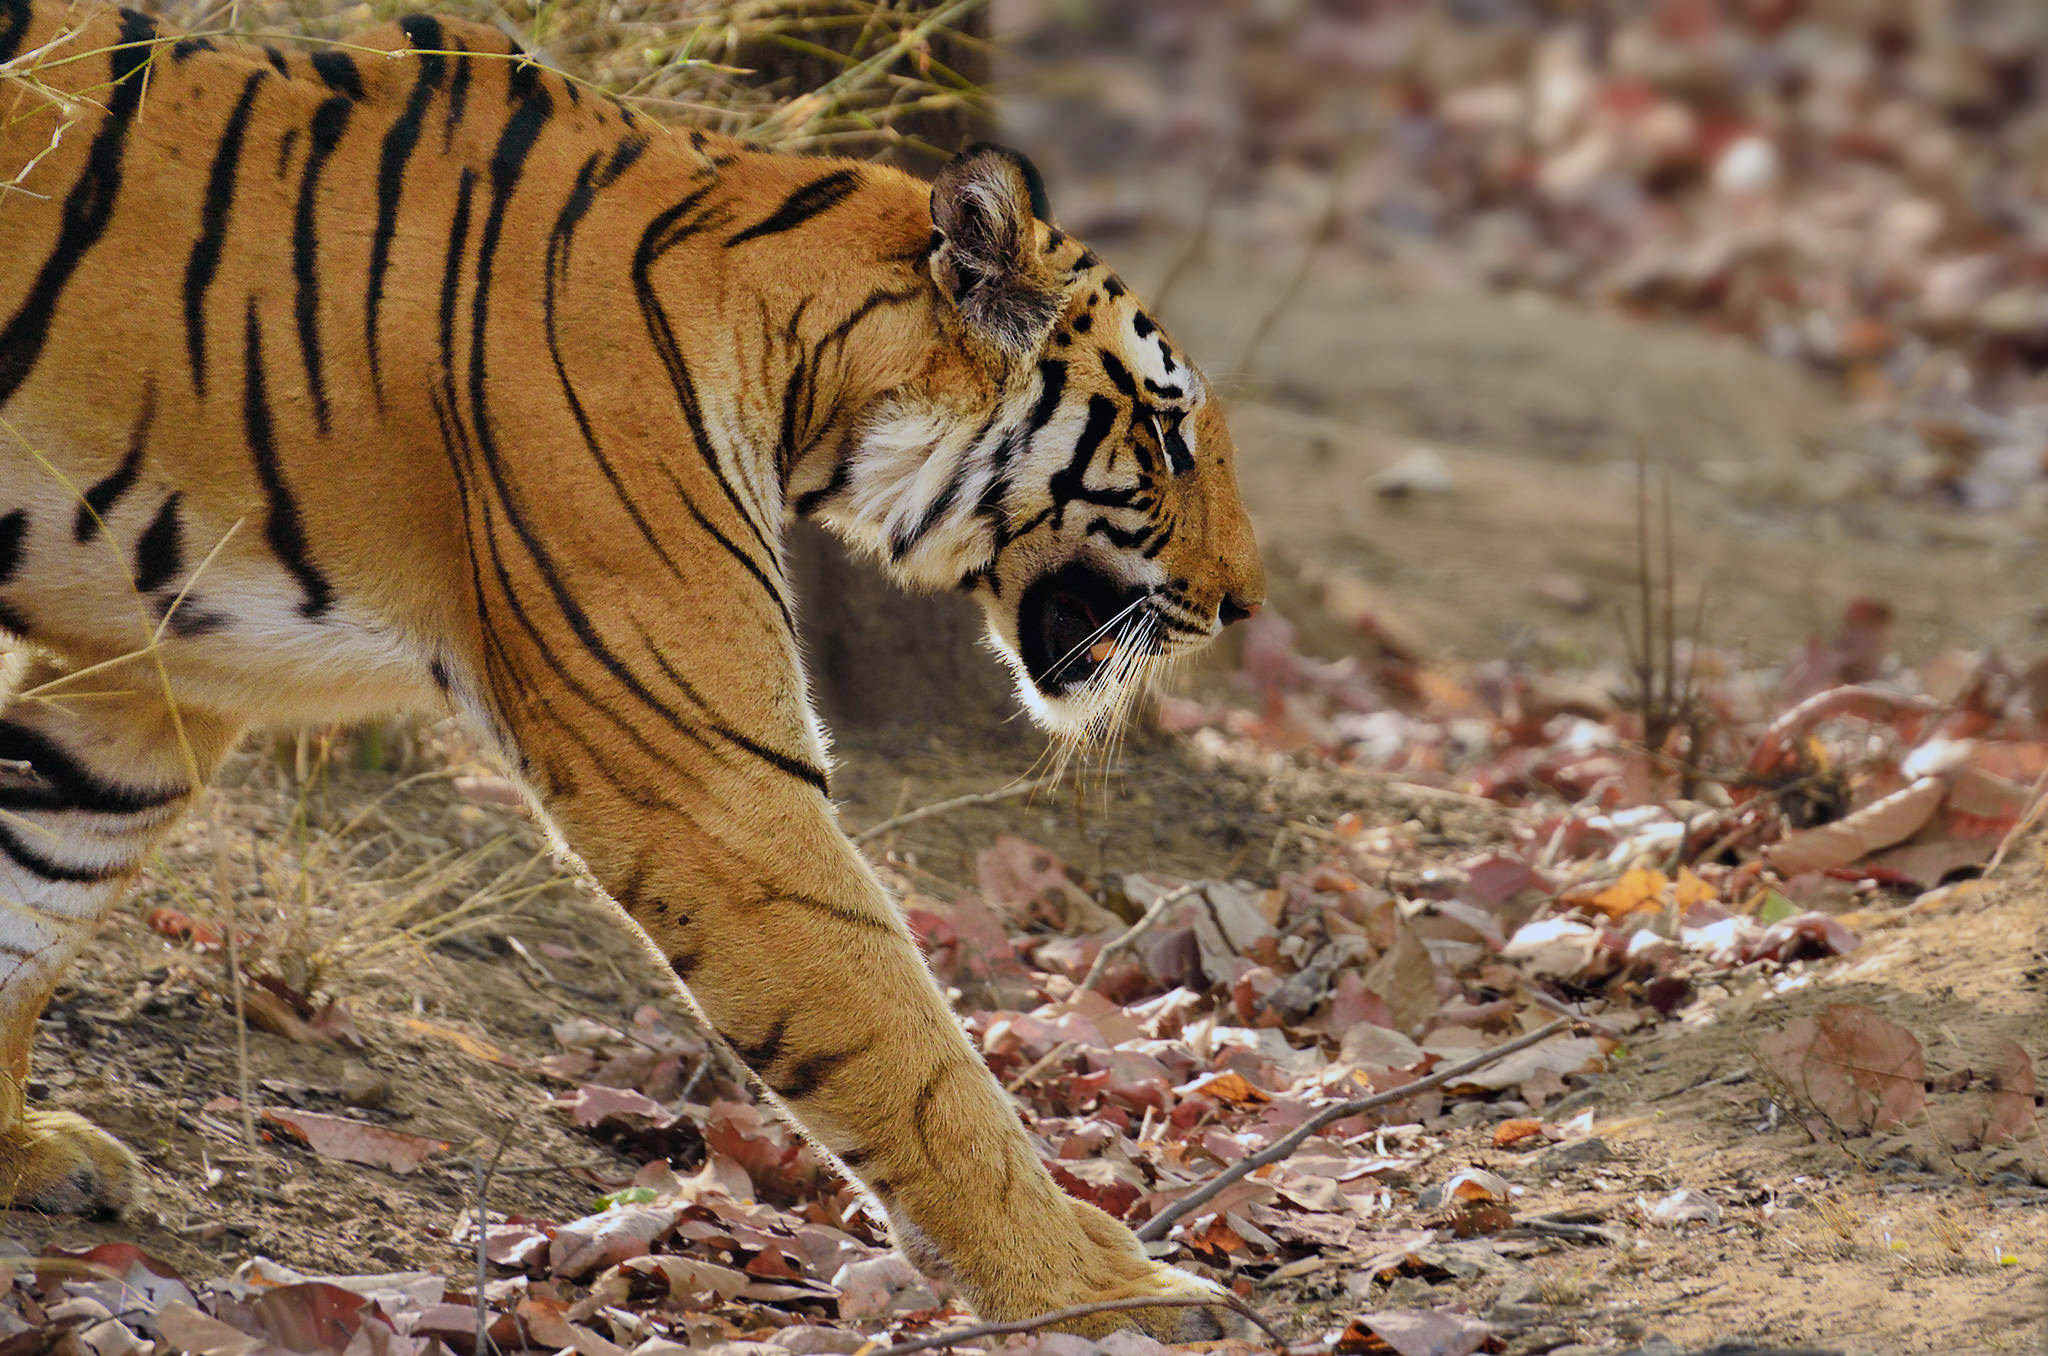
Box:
left=724, top=169, right=859, bottom=247
left=1084, top=515, right=1153, bottom=550
left=632, top=200, right=790, bottom=609
left=263, top=46, right=291, bottom=79
left=654, top=462, right=797, bottom=638
left=0, top=510, right=24, bottom=583
left=1098, top=352, right=1137, bottom=399
left=895, top=405, right=1004, bottom=561
left=160, top=596, right=230, bottom=637
left=171, top=36, right=213, bottom=62
left=764, top=889, right=895, bottom=934
left=364, top=19, right=446, bottom=397
left=775, top=362, right=806, bottom=481
left=1160, top=414, right=1195, bottom=475
left=309, top=49, right=361, bottom=99
left=443, top=44, right=472, bottom=150
left=459, top=480, right=716, bottom=812
left=634, top=619, right=826, bottom=787
left=792, top=461, right=849, bottom=518
left=908, top=1061, right=966, bottom=1169
left=461, top=89, right=831, bottom=795
left=0, top=9, right=156, bottom=410
left=731, top=1017, right=787, bottom=1073
left=438, top=169, right=476, bottom=384
left=0, top=821, right=127, bottom=884
left=0, top=0, right=30, bottom=64
left=974, top=359, right=1067, bottom=529
left=1059, top=396, right=1120, bottom=492
left=433, top=380, right=699, bottom=815
left=293, top=96, right=352, bottom=435
left=669, top=952, right=701, bottom=981
left=242, top=301, right=334, bottom=617
left=275, top=127, right=299, bottom=178
left=184, top=72, right=265, bottom=401
left=0, top=722, right=183, bottom=816
left=132, top=492, right=183, bottom=593
left=773, top=1042, right=870, bottom=1100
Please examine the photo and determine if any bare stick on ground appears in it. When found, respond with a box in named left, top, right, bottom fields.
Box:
left=1079, top=880, right=1206, bottom=992
left=867, top=1294, right=1288, bottom=1356
left=469, top=1117, right=520, bottom=1356
left=852, top=780, right=1045, bottom=844
left=1136, top=1017, right=1575, bottom=1241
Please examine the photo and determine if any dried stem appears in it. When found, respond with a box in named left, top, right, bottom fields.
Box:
left=852, top=779, right=1045, bottom=844
left=866, top=1294, right=1287, bottom=1356
left=1136, top=1017, right=1575, bottom=1241
left=1079, top=880, right=1205, bottom=992
left=471, top=1117, right=520, bottom=1356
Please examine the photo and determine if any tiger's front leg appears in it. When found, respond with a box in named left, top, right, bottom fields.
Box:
left=523, top=737, right=1226, bottom=1338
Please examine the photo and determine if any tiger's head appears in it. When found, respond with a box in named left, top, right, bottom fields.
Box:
left=822, top=146, right=1263, bottom=743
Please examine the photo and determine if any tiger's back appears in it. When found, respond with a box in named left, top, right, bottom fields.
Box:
left=2, top=4, right=892, bottom=737
left=1, top=1, right=1262, bottom=1337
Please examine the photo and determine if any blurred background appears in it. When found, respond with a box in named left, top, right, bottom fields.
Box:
left=991, top=0, right=2048, bottom=662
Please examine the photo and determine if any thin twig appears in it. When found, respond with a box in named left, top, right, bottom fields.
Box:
left=864, top=1294, right=1284, bottom=1356
left=752, top=0, right=988, bottom=141
left=1981, top=759, right=2048, bottom=880
left=1003, top=1040, right=1074, bottom=1094
left=1079, top=881, right=1205, bottom=992
left=853, top=780, right=1044, bottom=844
left=1232, top=146, right=1356, bottom=375
left=1136, top=1018, right=1575, bottom=1241
left=471, top=1118, right=520, bottom=1356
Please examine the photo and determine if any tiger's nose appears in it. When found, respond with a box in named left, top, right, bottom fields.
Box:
left=1218, top=593, right=1260, bottom=627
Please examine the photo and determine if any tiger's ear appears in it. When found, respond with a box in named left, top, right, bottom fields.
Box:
left=928, top=144, right=1064, bottom=358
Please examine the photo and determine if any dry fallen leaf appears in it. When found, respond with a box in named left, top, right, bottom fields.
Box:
left=1587, top=867, right=1667, bottom=920
left=1492, top=1117, right=1544, bottom=1147
left=1768, top=775, right=1944, bottom=875
left=258, top=1108, right=449, bottom=1175
left=1448, top=1036, right=1606, bottom=1093
left=1757, top=1004, right=1926, bottom=1134
left=1336, top=1308, right=1494, bottom=1356
left=1982, top=1040, right=2040, bottom=1146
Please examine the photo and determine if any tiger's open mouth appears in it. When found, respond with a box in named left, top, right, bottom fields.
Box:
left=1017, top=562, right=1151, bottom=698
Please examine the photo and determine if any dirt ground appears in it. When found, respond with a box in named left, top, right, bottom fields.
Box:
left=8, top=248, right=2048, bottom=1354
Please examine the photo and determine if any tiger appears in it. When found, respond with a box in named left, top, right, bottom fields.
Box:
left=0, top=0, right=1264, bottom=1337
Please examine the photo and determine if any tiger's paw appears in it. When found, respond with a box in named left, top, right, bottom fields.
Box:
left=1066, top=1260, right=1237, bottom=1342
left=981, top=1197, right=1239, bottom=1342
left=0, top=1109, right=142, bottom=1218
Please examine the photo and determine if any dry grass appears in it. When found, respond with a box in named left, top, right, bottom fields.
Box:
left=147, top=0, right=992, bottom=163
left=170, top=725, right=577, bottom=1009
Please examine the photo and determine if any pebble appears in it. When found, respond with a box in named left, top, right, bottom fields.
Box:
left=1533, top=1136, right=1614, bottom=1173
left=1370, top=447, right=1454, bottom=498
